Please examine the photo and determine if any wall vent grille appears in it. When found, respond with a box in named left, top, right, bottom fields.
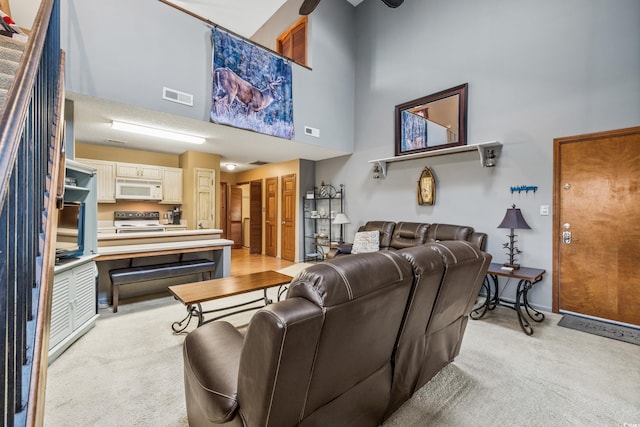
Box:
left=162, top=87, right=194, bottom=106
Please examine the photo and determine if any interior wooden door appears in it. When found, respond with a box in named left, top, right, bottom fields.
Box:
left=249, top=180, right=263, bottom=254
left=219, top=182, right=228, bottom=239
left=554, top=126, right=640, bottom=326
left=230, top=186, right=243, bottom=249
left=281, top=174, right=296, bottom=262
left=265, top=177, right=278, bottom=257
left=195, top=168, right=215, bottom=229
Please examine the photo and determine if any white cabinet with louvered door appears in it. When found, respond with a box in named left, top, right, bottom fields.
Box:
left=49, top=259, right=99, bottom=364
left=76, top=158, right=116, bottom=203
left=116, top=162, right=162, bottom=179
left=161, top=167, right=183, bottom=204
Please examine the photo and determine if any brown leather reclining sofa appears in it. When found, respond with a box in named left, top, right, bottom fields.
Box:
left=182, top=241, right=491, bottom=426
left=335, top=221, right=487, bottom=256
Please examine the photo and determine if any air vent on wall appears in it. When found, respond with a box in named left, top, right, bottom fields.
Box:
left=249, top=161, right=270, bottom=166
left=162, top=87, right=194, bottom=106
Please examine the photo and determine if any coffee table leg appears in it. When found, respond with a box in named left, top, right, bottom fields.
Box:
left=172, top=304, right=201, bottom=333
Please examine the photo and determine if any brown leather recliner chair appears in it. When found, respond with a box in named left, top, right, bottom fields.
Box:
left=386, top=240, right=491, bottom=417
left=183, top=250, right=415, bottom=427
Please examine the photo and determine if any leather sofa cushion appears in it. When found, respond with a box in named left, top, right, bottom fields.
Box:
left=287, top=250, right=413, bottom=307
left=358, top=221, right=396, bottom=250
left=425, top=223, right=473, bottom=243
left=425, top=240, right=491, bottom=334
left=288, top=250, right=415, bottom=423
left=389, top=222, right=430, bottom=249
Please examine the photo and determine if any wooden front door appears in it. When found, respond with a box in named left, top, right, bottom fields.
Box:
left=265, top=177, right=278, bottom=257
left=249, top=180, right=263, bottom=254
left=553, top=126, right=640, bottom=326
left=230, top=186, right=243, bottom=249
left=281, top=174, right=296, bottom=262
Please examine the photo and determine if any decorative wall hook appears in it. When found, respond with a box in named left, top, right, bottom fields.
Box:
left=510, top=185, right=538, bottom=194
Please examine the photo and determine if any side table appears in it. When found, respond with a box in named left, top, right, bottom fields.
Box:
left=471, top=262, right=546, bottom=335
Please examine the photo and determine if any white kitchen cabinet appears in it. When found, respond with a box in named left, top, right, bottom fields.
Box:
left=116, top=162, right=162, bottom=179
left=76, top=158, right=116, bottom=203
left=49, top=258, right=99, bottom=364
left=160, top=167, right=183, bottom=204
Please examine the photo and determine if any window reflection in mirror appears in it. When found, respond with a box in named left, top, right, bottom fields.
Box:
left=395, top=83, right=468, bottom=156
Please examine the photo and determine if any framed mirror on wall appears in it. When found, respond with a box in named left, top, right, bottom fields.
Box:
left=395, top=83, right=468, bottom=156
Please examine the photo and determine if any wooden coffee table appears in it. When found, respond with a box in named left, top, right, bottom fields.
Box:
left=169, top=270, right=292, bottom=333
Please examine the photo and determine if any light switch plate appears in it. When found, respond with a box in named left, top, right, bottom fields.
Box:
left=540, top=205, right=549, bottom=216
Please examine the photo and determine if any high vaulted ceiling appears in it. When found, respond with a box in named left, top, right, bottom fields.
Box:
left=69, top=0, right=363, bottom=171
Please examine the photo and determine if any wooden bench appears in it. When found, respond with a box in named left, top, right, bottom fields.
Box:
left=109, top=258, right=215, bottom=313
left=169, top=270, right=292, bottom=332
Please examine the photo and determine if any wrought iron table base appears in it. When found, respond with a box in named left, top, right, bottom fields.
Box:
left=471, top=273, right=545, bottom=335
left=172, top=285, right=288, bottom=333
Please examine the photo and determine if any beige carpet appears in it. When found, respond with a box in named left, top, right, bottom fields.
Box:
left=44, top=266, right=640, bottom=426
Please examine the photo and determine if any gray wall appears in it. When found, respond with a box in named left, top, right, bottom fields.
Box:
left=317, top=0, right=640, bottom=311
left=60, top=0, right=355, bottom=153
left=254, top=0, right=356, bottom=153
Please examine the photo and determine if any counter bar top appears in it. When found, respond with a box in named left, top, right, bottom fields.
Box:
left=95, top=238, right=234, bottom=259
left=98, top=228, right=223, bottom=240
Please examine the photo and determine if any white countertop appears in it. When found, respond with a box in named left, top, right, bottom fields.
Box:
left=98, top=228, right=223, bottom=241
left=96, top=238, right=234, bottom=256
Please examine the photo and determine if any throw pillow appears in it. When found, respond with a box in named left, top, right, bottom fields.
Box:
left=351, top=230, right=380, bottom=254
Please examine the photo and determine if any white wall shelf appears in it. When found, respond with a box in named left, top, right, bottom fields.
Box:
left=368, top=141, right=502, bottom=177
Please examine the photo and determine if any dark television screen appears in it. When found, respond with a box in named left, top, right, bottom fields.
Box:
left=55, top=202, right=85, bottom=259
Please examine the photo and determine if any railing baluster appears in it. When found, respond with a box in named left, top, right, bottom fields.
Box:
left=0, top=0, right=62, bottom=425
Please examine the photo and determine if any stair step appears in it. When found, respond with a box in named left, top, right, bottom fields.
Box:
left=0, top=45, right=22, bottom=62
left=0, top=35, right=25, bottom=51
left=0, top=58, right=18, bottom=75
left=0, top=71, right=13, bottom=91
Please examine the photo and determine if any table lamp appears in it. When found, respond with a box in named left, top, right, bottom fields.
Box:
left=497, top=204, right=531, bottom=270
left=333, top=213, right=351, bottom=244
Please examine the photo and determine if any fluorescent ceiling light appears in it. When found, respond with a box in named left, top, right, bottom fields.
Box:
left=111, top=120, right=205, bottom=144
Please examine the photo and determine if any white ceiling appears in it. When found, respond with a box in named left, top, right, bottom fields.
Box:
left=69, top=0, right=363, bottom=171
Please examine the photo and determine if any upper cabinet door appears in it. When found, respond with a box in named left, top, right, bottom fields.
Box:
left=116, top=163, right=162, bottom=179
left=76, top=158, right=116, bottom=203
left=160, top=167, right=183, bottom=204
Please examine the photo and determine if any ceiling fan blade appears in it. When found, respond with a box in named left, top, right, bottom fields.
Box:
left=380, top=0, right=404, bottom=8
left=299, top=0, right=321, bottom=15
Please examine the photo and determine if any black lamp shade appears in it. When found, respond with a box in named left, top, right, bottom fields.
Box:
left=497, top=204, right=531, bottom=230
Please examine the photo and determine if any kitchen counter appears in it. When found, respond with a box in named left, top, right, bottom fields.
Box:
left=98, top=228, right=224, bottom=246
left=93, top=236, right=234, bottom=305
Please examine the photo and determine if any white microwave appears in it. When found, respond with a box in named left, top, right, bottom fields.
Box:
left=115, top=178, right=163, bottom=200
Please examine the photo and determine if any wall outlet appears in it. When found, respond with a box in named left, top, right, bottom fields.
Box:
left=540, top=205, right=550, bottom=216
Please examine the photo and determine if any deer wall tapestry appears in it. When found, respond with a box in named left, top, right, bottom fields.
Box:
left=211, top=28, right=294, bottom=139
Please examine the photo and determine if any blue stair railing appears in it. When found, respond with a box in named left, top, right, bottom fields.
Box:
left=0, top=0, right=64, bottom=425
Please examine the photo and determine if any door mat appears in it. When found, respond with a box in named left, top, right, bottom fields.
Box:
left=558, top=314, right=640, bottom=346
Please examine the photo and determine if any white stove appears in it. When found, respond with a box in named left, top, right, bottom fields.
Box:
left=113, top=211, right=164, bottom=233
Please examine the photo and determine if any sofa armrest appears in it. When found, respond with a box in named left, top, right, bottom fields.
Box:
left=469, top=232, right=487, bottom=251
left=183, top=321, right=245, bottom=424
